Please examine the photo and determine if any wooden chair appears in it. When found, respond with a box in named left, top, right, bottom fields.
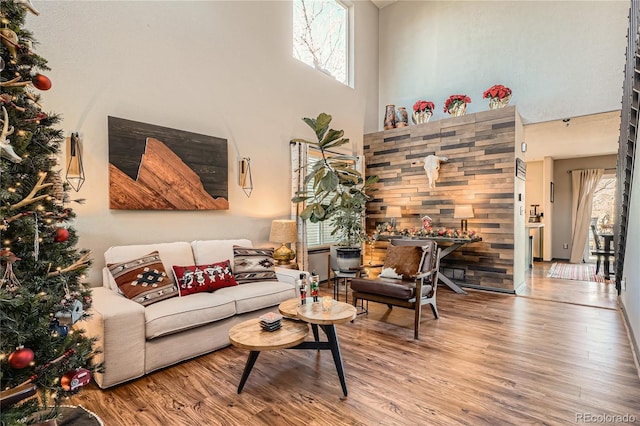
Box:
left=350, top=239, right=440, bottom=339
left=590, top=223, right=614, bottom=276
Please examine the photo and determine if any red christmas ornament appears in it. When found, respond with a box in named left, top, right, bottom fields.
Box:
left=8, top=347, right=35, bottom=369
left=54, top=228, right=69, bottom=242
left=32, top=73, right=52, bottom=91
left=61, top=368, right=92, bottom=391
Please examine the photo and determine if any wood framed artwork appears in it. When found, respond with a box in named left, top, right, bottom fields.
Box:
left=108, top=116, right=229, bottom=210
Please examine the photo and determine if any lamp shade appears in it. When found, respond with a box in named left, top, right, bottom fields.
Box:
left=454, top=205, right=474, bottom=219
left=386, top=206, right=402, bottom=218
left=269, top=220, right=298, bottom=243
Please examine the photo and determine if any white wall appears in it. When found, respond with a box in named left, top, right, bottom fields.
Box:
left=525, top=161, right=544, bottom=214
left=378, top=1, right=627, bottom=126
left=551, top=155, right=618, bottom=260
left=620, top=142, right=640, bottom=360
left=27, top=1, right=379, bottom=283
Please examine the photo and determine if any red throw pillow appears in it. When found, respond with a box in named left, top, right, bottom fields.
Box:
left=172, top=260, right=238, bottom=296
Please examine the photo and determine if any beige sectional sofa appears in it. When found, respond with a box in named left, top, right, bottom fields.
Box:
left=83, top=239, right=302, bottom=389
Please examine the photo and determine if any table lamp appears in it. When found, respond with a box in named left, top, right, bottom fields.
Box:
left=269, top=220, right=298, bottom=265
left=454, top=205, right=474, bottom=232
left=386, top=206, right=402, bottom=231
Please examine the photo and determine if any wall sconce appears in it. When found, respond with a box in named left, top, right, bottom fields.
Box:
left=65, top=132, right=85, bottom=192
left=239, top=157, right=253, bottom=198
left=454, top=205, right=474, bottom=232
left=386, top=206, right=402, bottom=231
left=269, top=219, right=298, bottom=265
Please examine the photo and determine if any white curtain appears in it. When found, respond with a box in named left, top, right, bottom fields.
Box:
left=290, top=142, right=308, bottom=272
left=569, top=168, right=604, bottom=263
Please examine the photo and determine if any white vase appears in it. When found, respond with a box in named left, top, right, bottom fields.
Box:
left=449, top=103, right=467, bottom=117
left=412, top=110, right=432, bottom=124
left=489, top=94, right=512, bottom=110
left=334, top=247, right=362, bottom=272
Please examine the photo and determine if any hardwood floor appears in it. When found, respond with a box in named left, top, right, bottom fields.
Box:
left=518, top=261, right=619, bottom=310
left=68, top=269, right=640, bottom=425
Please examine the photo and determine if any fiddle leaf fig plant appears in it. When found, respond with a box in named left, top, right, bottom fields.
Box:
left=291, top=113, right=378, bottom=246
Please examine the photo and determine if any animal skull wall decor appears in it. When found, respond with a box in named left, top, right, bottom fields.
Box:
left=412, top=154, right=448, bottom=188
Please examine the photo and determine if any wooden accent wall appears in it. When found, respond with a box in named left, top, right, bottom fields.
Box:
left=364, top=106, right=523, bottom=292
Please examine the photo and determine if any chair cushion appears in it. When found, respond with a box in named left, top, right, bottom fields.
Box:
left=380, top=245, right=424, bottom=279
left=351, top=277, right=416, bottom=299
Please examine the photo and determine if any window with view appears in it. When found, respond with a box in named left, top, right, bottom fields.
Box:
left=304, top=149, right=353, bottom=247
left=292, top=0, right=349, bottom=86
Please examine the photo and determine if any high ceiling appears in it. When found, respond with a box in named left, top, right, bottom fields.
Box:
left=371, top=0, right=397, bottom=8
left=523, top=110, right=620, bottom=162
left=373, top=0, right=624, bottom=162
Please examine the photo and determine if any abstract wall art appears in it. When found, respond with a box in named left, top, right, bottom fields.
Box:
left=108, top=116, right=229, bottom=210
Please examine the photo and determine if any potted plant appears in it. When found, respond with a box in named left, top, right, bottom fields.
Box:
left=483, top=84, right=512, bottom=109
left=412, top=100, right=435, bottom=124
left=444, top=94, right=472, bottom=117
left=291, top=112, right=378, bottom=271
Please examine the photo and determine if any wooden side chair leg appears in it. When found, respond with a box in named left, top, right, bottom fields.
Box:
left=430, top=301, right=439, bottom=319
left=414, top=304, right=422, bottom=340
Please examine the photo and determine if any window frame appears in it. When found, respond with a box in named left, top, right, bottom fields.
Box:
left=304, top=147, right=357, bottom=248
left=292, top=0, right=352, bottom=87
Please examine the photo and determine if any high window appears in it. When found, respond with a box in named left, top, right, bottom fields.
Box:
left=293, top=0, right=349, bottom=86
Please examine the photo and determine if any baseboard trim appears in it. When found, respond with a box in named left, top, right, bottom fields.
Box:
left=458, top=283, right=516, bottom=295
left=619, top=297, right=640, bottom=379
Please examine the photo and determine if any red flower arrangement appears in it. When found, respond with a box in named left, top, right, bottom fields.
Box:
left=443, top=94, right=471, bottom=113
left=483, top=84, right=512, bottom=100
left=413, top=100, right=435, bottom=113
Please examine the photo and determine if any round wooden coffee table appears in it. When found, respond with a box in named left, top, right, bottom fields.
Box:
left=296, top=299, right=357, bottom=325
left=297, top=300, right=356, bottom=397
left=230, top=301, right=357, bottom=397
left=278, top=298, right=300, bottom=319
left=278, top=298, right=322, bottom=344
left=229, top=318, right=308, bottom=350
left=229, top=318, right=308, bottom=393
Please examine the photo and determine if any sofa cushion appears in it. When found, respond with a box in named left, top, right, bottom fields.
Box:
left=172, top=260, right=238, bottom=296
left=232, top=246, right=278, bottom=284
left=215, top=280, right=296, bottom=314
left=107, top=251, right=178, bottom=306
left=105, top=242, right=194, bottom=291
left=144, top=291, right=237, bottom=339
left=380, top=245, right=424, bottom=280
left=191, top=239, right=252, bottom=265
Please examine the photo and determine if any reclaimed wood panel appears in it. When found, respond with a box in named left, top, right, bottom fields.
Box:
left=364, top=107, right=522, bottom=291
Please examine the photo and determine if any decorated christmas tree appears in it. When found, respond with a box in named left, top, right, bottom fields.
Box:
left=1, top=1, right=97, bottom=424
